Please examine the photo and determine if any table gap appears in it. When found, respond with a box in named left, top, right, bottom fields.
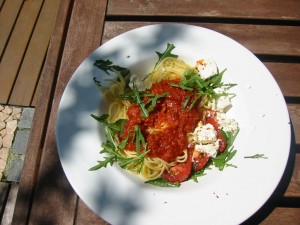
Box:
left=105, top=15, right=300, bottom=26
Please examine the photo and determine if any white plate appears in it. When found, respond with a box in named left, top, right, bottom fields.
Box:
left=56, top=24, right=291, bottom=225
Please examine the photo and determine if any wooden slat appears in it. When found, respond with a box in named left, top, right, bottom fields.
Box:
left=260, top=207, right=300, bottom=225
left=12, top=0, right=73, bottom=223
left=284, top=154, right=300, bottom=198
left=8, top=0, right=61, bottom=106
left=76, top=199, right=109, bottom=225
left=264, top=63, right=300, bottom=98
left=0, top=0, right=4, bottom=10
left=102, top=22, right=300, bottom=56
left=289, top=104, right=300, bottom=145
left=0, top=182, right=10, bottom=220
left=107, top=0, right=300, bottom=21
left=1, top=184, right=18, bottom=225
left=0, top=0, right=23, bottom=57
left=30, top=75, right=40, bottom=107
left=25, top=0, right=108, bottom=224
left=0, top=0, right=43, bottom=104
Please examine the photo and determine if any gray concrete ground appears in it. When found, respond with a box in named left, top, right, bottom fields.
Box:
left=0, top=105, right=35, bottom=182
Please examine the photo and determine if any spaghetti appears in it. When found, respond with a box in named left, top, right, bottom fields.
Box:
left=90, top=43, right=239, bottom=186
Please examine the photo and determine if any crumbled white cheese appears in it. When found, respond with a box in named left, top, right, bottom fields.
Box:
left=216, top=112, right=238, bottom=134
left=193, top=123, right=217, bottom=144
left=211, top=87, right=232, bottom=113
left=195, top=142, right=219, bottom=158
left=192, top=123, right=219, bottom=157
left=196, top=58, right=219, bottom=80
left=129, top=74, right=149, bottom=91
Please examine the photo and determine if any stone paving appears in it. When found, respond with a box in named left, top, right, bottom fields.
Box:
left=0, top=105, right=34, bottom=182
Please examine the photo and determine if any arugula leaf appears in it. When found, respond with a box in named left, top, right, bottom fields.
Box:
left=120, top=89, right=168, bottom=116
left=91, top=114, right=125, bottom=132
left=190, top=167, right=208, bottom=183
left=211, top=129, right=239, bottom=171
left=172, top=68, right=236, bottom=109
left=89, top=137, right=148, bottom=172
left=145, top=92, right=169, bottom=112
left=244, top=154, right=268, bottom=159
left=89, top=157, right=114, bottom=171
left=90, top=113, right=149, bottom=172
left=132, top=82, right=149, bottom=117
left=212, top=147, right=237, bottom=171
left=134, top=125, right=146, bottom=153
left=118, top=135, right=129, bottom=150
left=93, top=77, right=102, bottom=87
left=154, top=43, right=178, bottom=69
left=145, top=177, right=180, bottom=187
left=94, top=59, right=130, bottom=77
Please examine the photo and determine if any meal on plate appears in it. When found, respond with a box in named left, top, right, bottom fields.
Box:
left=90, top=43, right=239, bottom=187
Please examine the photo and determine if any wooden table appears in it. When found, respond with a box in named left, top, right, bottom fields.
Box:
left=11, top=0, right=300, bottom=224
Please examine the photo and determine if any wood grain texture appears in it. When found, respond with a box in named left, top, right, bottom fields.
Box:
left=260, top=207, right=300, bottom=225
left=264, top=63, right=300, bottom=98
left=0, top=0, right=4, bottom=10
left=0, top=182, right=10, bottom=221
left=0, top=0, right=23, bottom=57
left=289, top=104, right=300, bottom=145
left=9, top=0, right=61, bottom=106
left=0, top=0, right=43, bottom=104
left=12, top=0, right=72, bottom=224
left=75, top=199, right=109, bottom=225
left=1, top=184, right=18, bottom=225
left=284, top=154, right=300, bottom=198
left=102, top=22, right=300, bottom=56
left=107, top=0, right=300, bottom=20
left=25, top=0, right=108, bottom=224
left=10, top=1, right=299, bottom=224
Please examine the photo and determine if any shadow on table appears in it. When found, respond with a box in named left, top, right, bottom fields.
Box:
left=22, top=25, right=184, bottom=225
left=242, top=122, right=298, bottom=225
left=13, top=24, right=298, bottom=225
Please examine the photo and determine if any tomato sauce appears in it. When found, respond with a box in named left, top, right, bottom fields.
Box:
left=121, top=79, right=201, bottom=163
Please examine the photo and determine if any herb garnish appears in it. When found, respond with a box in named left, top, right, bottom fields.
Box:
left=94, top=59, right=130, bottom=77
left=244, top=154, right=268, bottom=159
left=173, top=68, right=236, bottom=109
left=143, top=43, right=178, bottom=81
left=154, top=43, right=178, bottom=70
left=211, top=129, right=239, bottom=171
left=190, top=168, right=208, bottom=183
left=89, top=114, right=148, bottom=173
left=91, top=43, right=240, bottom=187
left=145, top=177, right=180, bottom=187
left=132, top=82, right=149, bottom=117
left=119, top=86, right=169, bottom=117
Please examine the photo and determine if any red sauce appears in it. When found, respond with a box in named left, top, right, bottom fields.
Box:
left=121, top=79, right=201, bottom=163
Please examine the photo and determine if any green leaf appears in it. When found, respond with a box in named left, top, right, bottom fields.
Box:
left=134, top=125, right=146, bottom=153
left=190, top=168, right=207, bottom=183
left=145, top=92, right=169, bottom=112
left=244, top=154, right=268, bottom=159
left=91, top=114, right=125, bottom=132
left=145, top=177, right=180, bottom=187
left=154, top=43, right=178, bottom=69
left=132, top=82, right=149, bottom=117
left=118, top=135, right=129, bottom=150
left=94, top=59, right=130, bottom=77
left=119, top=150, right=149, bottom=172
left=212, top=147, right=237, bottom=171
left=89, top=157, right=115, bottom=171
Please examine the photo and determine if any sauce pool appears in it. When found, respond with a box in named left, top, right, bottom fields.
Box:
left=121, top=79, right=201, bottom=163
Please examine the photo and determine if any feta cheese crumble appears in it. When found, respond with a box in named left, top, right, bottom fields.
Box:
left=211, top=87, right=232, bottom=113
left=196, top=58, right=219, bottom=80
left=129, top=74, right=149, bottom=91
left=216, top=112, right=238, bottom=134
left=192, top=122, right=219, bottom=158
